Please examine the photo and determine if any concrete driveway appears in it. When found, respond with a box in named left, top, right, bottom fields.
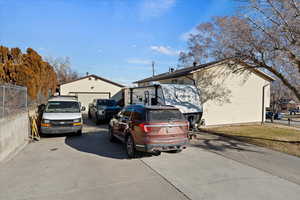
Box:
left=1, top=118, right=300, bottom=200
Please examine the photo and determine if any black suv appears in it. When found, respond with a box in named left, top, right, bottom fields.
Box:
left=88, top=99, right=121, bottom=124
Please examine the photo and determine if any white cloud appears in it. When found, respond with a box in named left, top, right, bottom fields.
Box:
left=139, top=0, right=176, bottom=19
left=180, top=27, right=198, bottom=41
left=126, top=58, right=152, bottom=65
left=150, top=46, right=180, bottom=56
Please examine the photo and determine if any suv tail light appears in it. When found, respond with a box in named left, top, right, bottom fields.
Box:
left=139, top=123, right=152, bottom=133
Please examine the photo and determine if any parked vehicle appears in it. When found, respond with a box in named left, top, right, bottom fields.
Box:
left=40, top=96, right=85, bottom=135
left=289, top=108, right=300, bottom=115
left=266, top=111, right=284, bottom=120
left=108, top=104, right=189, bottom=158
left=88, top=99, right=121, bottom=124
left=266, top=111, right=273, bottom=119
left=124, top=84, right=202, bottom=130
left=274, top=112, right=284, bottom=120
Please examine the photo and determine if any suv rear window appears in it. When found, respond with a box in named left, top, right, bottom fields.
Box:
left=147, top=109, right=185, bottom=122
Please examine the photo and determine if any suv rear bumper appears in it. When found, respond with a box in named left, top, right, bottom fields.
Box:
left=41, top=126, right=82, bottom=134
left=135, top=140, right=188, bottom=153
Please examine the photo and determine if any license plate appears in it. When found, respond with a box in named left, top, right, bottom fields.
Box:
left=166, top=127, right=175, bottom=133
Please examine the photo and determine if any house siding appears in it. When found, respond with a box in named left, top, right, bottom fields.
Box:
left=137, top=64, right=271, bottom=126
left=60, top=76, right=123, bottom=112
left=194, top=64, right=270, bottom=126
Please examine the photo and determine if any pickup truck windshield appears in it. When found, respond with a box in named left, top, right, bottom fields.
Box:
left=97, top=100, right=116, bottom=107
left=45, top=101, right=80, bottom=113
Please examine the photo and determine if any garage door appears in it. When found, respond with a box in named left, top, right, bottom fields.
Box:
left=69, top=92, right=110, bottom=112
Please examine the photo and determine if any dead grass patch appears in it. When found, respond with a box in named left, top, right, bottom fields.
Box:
left=201, top=124, right=300, bottom=157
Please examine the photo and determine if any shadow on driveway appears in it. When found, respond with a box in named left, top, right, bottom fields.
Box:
left=190, top=132, right=264, bottom=154
left=65, top=131, right=128, bottom=159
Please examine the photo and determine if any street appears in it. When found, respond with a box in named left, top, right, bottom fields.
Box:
left=1, top=118, right=300, bottom=200
left=266, top=119, right=300, bottom=128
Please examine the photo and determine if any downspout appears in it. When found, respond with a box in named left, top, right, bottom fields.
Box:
left=261, top=84, right=270, bottom=125
left=185, top=75, right=196, bottom=86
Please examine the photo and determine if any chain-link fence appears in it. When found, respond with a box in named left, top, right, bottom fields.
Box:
left=0, top=84, right=27, bottom=118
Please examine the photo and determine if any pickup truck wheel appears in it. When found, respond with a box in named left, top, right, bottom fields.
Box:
left=108, top=127, right=117, bottom=142
left=126, top=135, right=137, bottom=158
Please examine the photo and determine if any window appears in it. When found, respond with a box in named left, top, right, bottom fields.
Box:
left=45, top=101, right=80, bottom=113
left=147, top=109, right=184, bottom=122
left=131, top=107, right=145, bottom=121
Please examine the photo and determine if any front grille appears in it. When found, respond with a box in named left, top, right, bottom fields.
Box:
left=50, top=120, right=74, bottom=127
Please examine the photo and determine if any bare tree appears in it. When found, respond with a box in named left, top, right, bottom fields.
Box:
left=45, top=57, right=80, bottom=85
left=180, top=0, right=300, bottom=101
left=271, top=79, right=297, bottom=112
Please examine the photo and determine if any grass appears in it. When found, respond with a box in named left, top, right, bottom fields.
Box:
left=201, top=124, right=300, bottom=157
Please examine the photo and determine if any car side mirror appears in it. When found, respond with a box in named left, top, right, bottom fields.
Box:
left=81, top=106, right=86, bottom=111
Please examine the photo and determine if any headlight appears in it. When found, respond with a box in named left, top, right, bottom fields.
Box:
left=43, top=119, right=50, bottom=123
left=98, top=110, right=105, bottom=115
left=73, top=118, right=81, bottom=123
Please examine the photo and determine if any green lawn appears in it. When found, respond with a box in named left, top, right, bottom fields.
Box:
left=201, top=124, right=300, bottom=157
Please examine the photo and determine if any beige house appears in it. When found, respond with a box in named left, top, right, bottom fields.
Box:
left=60, top=74, right=124, bottom=112
left=134, top=60, right=274, bottom=126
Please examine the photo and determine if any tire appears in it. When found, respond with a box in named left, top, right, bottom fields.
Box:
left=153, top=151, right=161, bottom=156
left=96, top=115, right=101, bottom=125
left=126, top=134, right=137, bottom=159
left=76, top=130, right=82, bottom=136
left=108, top=126, right=117, bottom=142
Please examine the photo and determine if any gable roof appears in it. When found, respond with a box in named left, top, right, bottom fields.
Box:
left=134, top=59, right=275, bottom=83
left=60, top=74, right=125, bottom=88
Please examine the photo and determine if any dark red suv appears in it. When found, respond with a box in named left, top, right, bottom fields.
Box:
left=108, top=105, right=189, bottom=158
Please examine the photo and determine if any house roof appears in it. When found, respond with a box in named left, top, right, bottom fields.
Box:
left=60, top=74, right=125, bottom=88
left=134, top=59, right=275, bottom=84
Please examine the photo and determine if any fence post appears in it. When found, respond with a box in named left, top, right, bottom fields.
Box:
left=2, top=86, right=5, bottom=117
left=25, top=87, right=27, bottom=111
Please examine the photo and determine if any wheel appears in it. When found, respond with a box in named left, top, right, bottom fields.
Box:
left=76, top=130, right=82, bottom=136
left=126, top=134, right=137, bottom=158
left=108, top=126, right=117, bottom=142
left=153, top=151, right=161, bottom=156
left=96, top=115, right=101, bottom=125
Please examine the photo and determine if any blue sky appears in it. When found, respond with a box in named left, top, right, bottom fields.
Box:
left=0, top=0, right=238, bottom=85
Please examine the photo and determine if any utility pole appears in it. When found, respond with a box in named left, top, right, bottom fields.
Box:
left=152, top=61, right=155, bottom=77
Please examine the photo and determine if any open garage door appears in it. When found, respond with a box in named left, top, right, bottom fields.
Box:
left=69, top=92, right=111, bottom=112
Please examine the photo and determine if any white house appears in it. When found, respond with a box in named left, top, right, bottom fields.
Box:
left=134, top=60, right=275, bottom=126
left=60, top=74, right=124, bottom=111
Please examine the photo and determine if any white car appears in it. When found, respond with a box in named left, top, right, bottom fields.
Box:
left=40, top=96, right=85, bottom=135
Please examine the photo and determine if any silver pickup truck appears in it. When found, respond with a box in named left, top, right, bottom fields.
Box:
left=40, top=96, right=85, bottom=136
